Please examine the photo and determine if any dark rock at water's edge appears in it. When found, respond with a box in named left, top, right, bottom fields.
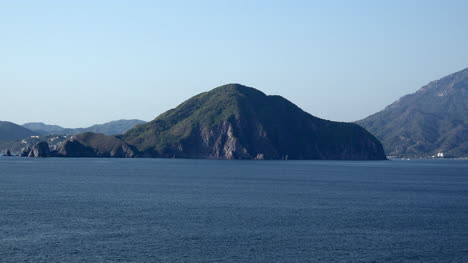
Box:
left=20, top=147, right=32, bottom=157
left=28, top=141, right=51, bottom=158
left=123, top=84, right=386, bottom=160
left=19, top=141, right=51, bottom=158
left=53, top=140, right=96, bottom=157
left=16, top=134, right=136, bottom=158
left=0, top=134, right=71, bottom=155
left=3, top=149, right=12, bottom=156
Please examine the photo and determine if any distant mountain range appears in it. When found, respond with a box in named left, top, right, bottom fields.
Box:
left=0, top=121, right=39, bottom=141
left=358, top=67, right=468, bottom=157
left=22, top=119, right=146, bottom=136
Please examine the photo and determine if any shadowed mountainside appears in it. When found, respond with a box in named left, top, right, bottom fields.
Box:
left=0, top=121, right=38, bottom=141
left=358, top=67, right=468, bottom=157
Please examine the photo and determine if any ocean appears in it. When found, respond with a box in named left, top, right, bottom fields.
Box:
left=0, top=158, right=467, bottom=262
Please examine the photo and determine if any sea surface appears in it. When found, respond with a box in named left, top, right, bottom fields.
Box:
left=0, top=158, right=467, bottom=262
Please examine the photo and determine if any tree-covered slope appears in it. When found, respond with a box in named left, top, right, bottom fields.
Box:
left=358, top=67, right=468, bottom=157
left=123, top=84, right=386, bottom=160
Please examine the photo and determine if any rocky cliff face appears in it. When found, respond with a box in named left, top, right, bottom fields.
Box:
left=54, top=140, right=96, bottom=157
left=20, top=147, right=32, bottom=157
left=18, top=142, right=51, bottom=157
left=28, top=141, right=51, bottom=157
left=124, top=84, right=386, bottom=160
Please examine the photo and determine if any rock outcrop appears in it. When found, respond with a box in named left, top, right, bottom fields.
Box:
left=54, top=139, right=96, bottom=157
left=28, top=141, right=51, bottom=157
left=19, top=147, right=31, bottom=157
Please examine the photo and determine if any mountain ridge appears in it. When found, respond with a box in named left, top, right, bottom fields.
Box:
left=0, top=121, right=39, bottom=141
left=358, top=67, right=468, bottom=157
left=23, top=119, right=146, bottom=136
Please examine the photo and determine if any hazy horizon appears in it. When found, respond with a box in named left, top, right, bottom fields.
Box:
left=2, top=0, right=468, bottom=127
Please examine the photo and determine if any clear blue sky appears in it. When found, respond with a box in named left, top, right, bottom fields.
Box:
left=1, top=0, right=468, bottom=127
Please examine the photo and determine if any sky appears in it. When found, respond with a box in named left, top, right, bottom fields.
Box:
left=1, top=0, right=468, bottom=127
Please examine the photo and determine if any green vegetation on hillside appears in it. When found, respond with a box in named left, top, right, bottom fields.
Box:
left=123, top=84, right=386, bottom=160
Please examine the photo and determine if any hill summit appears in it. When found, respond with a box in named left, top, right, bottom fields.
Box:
left=122, top=84, right=386, bottom=160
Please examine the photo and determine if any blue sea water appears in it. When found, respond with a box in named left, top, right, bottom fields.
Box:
left=0, top=158, right=467, bottom=262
